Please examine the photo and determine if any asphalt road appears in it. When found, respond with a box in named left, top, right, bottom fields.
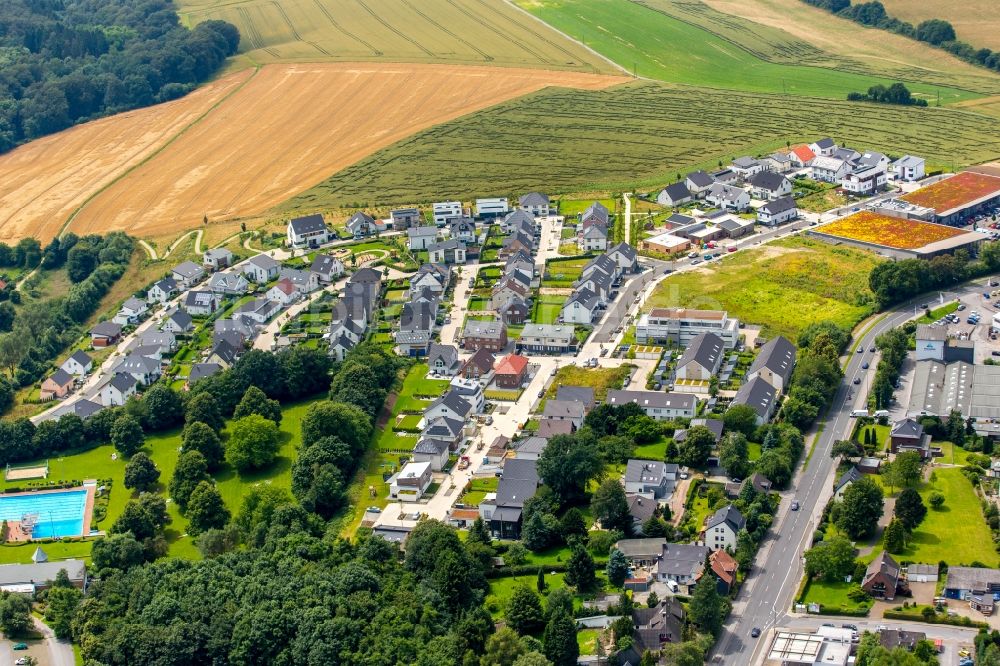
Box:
left=714, top=276, right=998, bottom=665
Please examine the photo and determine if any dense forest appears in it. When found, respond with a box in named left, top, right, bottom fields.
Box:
left=0, top=0, right=239, bottom=152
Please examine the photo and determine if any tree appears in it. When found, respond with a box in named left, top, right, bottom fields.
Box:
left=291, top=437, right=349, bottom=518
left=182, top=421, right=225, bottom=471
left=111, top=499, right=157, bottom=540
left=185, top=392, right=225, bottom=433
left=591, top=479, right=632, bottom=534
left=837, top=477, right=884, bottom=540
left=0, top=303, right=14, bottom=332
left=142, top=384, right=184, bottom=431
left=110, top=414, right=144, bottom=457
left=536, top=433, right=603, bottom=504
left=688, top=570, right=724, bottom=636
left=677, top=425, right=715, bottom=468
left=660, top=641, right=706, bottom=666
left=505, top=542, right=527, bottom=566
left=233, top=385, right=282, bottom=424
left=559, top=507, right=587, bottom=541
left=543, top=611, right=579, bottom=666
left=44, top=584, right=81, bottom=639
left=186, top=481, right=230, bottom=535
left=887, top=451, right=922, bottom=489
left=830, top=439, right=860, bottom=459
left=804, top=537, right=856, bottom=582
left=536, top=568, right=545, bottom=593
left=90, top=532, right=145, bottom=572
left=894, top=487, right=927, bottom=530
left=522, top=512, right=557, bottom=552
left=468, top=517, right=491, bottom=545
left=884, top=518, right=907, bottom=554
left=565, top=543, right=597, bottom=591
left=329, top=361, right=387, bottom=419
left=226, top=415, right=281, bottom=473
left=512, top=654, right=550, bottom=666
left=929, top=491, right=945, bottom=509
left=647, top=590, right=660, bottom=608
left=123, top=452, right=160, bottom=492
left=916, top=18, right=956, bottom=45
left=0, top=592, right=32, bottom=636
left=642, top=515, right=669, bottom=538
left=756, top=449, right=793, bottom=488
left=723, top=404, right=759, bottom=438
left=301, top=401, right=372, bottom=455
left=169, top=450, right=210, bottom=510
left=546, top=588, right=574, bottom=620
left=480, top=627, right=526, bottom=666
left=719, top=431, right=750, bottom=479
left=506, top=585, right=544, bottom=635
left=607, top=548, right=629, bottom=587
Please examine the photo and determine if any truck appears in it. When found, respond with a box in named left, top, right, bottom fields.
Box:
left=457, top=456, right=470, bottom=470
left=850, top=409, right=870, bottom=418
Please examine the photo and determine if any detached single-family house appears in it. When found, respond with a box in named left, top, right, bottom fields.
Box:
left=607, top=242, right=640, bottom=274
left=100, top=373, right=137, bottom=407
left=517, top=323, right=574, bottom=354
left=207, top=339, right=240, bottom=368
left=389, top=461, right=433, bottom=501
left=90, top=321, right=123, bottom=348
left=422, top=416, right=465, bottom=452
left=656, top=542, right=710, bottom=588
left=685, top=171, right=715, bottom=198
left=188, top=363, right=221, bottom=385
left=542, top=400, right=586, bottom=430
left=266, top=278, right=299, bottom=306
left=789, top=145, right=816, bottom=168
left=287, top=214, right=333, bottom=248
left=137, top=330, right=177, bottom=355
left=410, top=263, right=450, bottom=294
left=518, top=192, right=550, bottom=217
left=606, top=390, right=697, bottom=420
left=515, top=437, right=548, bottom=461
left=162, top=308, right=193, bottom=334
left=310, top=254, right=344, bottom=283
left=892, top=155, right=925, bottom=182
left=462, top=321, right=507, bottom=352
left=40, top=369, right=75, bottom=400
left=346, top=211, right=379, bottom=238
left=279, top=268, right=319, bottom=294
left=389, top=207, right=420, bottom=230
left=480, top=458, right=539, bottom=539
left=147, top=277, right=178, bottom=304
left=114, top=354, right=162, bottom=386
left=425, top=390, right=473, bottom=423
left=557, top=385, right=595, bottom=410
left=428, top=239, right=467, bottom=265
left=184, top=290, right=221, bottom=316
left=757, top=197, right=798, bottom=227
left=746, top=335, right=797, bottom=393
left=862, top=551, right=902, bottom=601
left=411, top=438, right=450, bottom=472
left=395, top=330, right=432, bottom=357
left=234, top=298, right=280, bottom=325
left=702, top=504, right=745, bottom=551
left=494, top=353, right=529, bottom=388
left=427, top=343, right=460, bottom=376
left=705, top=183, right=750, bottom=212
left=113, top=297, right=149, bottom=326
left=447, top=218, right=477, bottom=244
left=841, top=165, right=887, bottom=195
left=624, top=460, right=677, bottom=499
left=433, top=201, right=462, bottom=225
left=208, top=272, right=248, bottom=296
left=615, top=538, right=669, bottom=569
left=656, top=182, right=692, bottom=207
left=580, top=201, right=610, bottom=228
left=61, top=350, right=92, bottom=376
left=171, top=261, right=205, bottom=289
left=579, top=224, right=608, bottom=252
left=476, top=197, right=510, bottom=219
left=498, top=298, right=530, bottom=326
left=730, top=376, right=778, bottom=425
left=459, top=348, right=495, bottom=381
left=731, top=156, right=766, bottom=180
left=675, top=332, right=725, bottom=381
left=408, top=226, right=438, bottom=251
left=766, top=152, right=794, bottom=173
left=243, top=254, right=281, bottom=284
left=834, top=466, right=862, bottom=500
left=748, top=171, right=792, bottom=200
left=203, top=248, right=233, bottom=270
left=809, top=138, right=836, bottom=156
left=890, top=418, right=932, bottom=459
left=811, top=156, right=852, bottom=183
left=561, top=287, right=600, bottom=325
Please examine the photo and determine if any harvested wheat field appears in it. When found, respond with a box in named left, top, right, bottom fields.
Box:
left=879, top=0, right=1000, bottom=53
left=0, top=70, right=253, bottom=244
left=62, top=63, right=624, bottom=243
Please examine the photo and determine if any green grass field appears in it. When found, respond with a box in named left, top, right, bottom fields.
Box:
left=177, top=0, right=615, bottom=73
left=633, top=436, right=669, bottom=461
left=643, top=236, right=881, bottom=338
left=532, top=294, right=567, bottom=324
left=801, top=579, right=873, bottom=615
left=545, top=365, right=631, bottom=401
left=516, top=0, right=984, bottom=100
left=286, top=81, right=1000, bottom=211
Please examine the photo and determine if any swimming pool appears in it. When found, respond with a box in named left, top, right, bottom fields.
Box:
left=0, top=489, right=87, bottom=538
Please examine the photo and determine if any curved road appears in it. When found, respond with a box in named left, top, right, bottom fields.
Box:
left=715, top=276, right=997, bottom=665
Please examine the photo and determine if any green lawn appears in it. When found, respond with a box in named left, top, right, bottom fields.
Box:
left=487, top=573, right=569, bottom=618
left=545, top=365, right=632, bottom=401
left=633, top=436, right=669, bottom=461
left=558, top=198, right=616, bottom=218
left=801, top=579, right=873, bottom=615
left=644, top=236, right=882, bottom=338
left=532, top=295, right=567, bottom=325
left=400, top=363, right=450, bottom=398
left=748, top=442, right=762, bottom=462
left=917, top=301, right=960, bottom=324
left=577, top=628, right=602, bottom=655
left=461, top=477, right=499, bottom=507
left=543, top=257, right=589, bottom=287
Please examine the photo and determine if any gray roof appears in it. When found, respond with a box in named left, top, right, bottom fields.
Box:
left=582, top=201, right=610, bottom=224
left=122, top=297, right=146, bottom=312
left=606, top=390, right=697, bottom=412
left=152, top=277, right=177, bottom=293
left=423, top=416, right=464, bottom=439
left=624, top=460, right=676, bottom=485
left=463, top=320, right=506, bottom=341
left=310, top=254, right=340, bottom=277
left=894, top=155, right=924, bottom=167
left=542, top=400, right=586, bottom=420
left=660, top=181, right=691, bottom=202
left=288, top=214, right=328, bottom=235
left=109, top=373, right=137, bottom=392
left=891, top=418, right=923, bottom=440
left=248, top=253, right=280, bottom=271
left=708, top=183, right=747, bottom=203
left=209, top=273, right=246, bottom=292
left=688, top=418, right=723, bottom=442
left=677, top=332, right=725, bottom=374
left=503, top=209, right=535, bottom=227
left=749, top=336, right=797, bottom=386
left=91, top=321, right=122, bottom=337
left=430, top=390, right=472, bottom=417
left=864, top=550, right=900, bottom=588
left=855, top=151, right=886, bottom=168
left=615, top=538, right=667, bottom=559
left=428, top=239, right=466, bottom=252
left=609, top=242, right=638, bottom=263
left=835, top=466, right=862, bottom=492
left=172, top=261, right=203, bottom=279
left=945, top=566, right=1000, bottom=591
left=515, top=436, right=548, bottom=456
left=395, top=330, right=431, bottom=345
left=732, top=156, right=759, bottom=168
left=705, top=504, right=745, bottom=532
left=760, top=197, right=797, bottom=215
left=203, top=248, right=232, bottom=261
left=731, top=376, right=777, bottom=419
left=656, top=543, right=709, bottom=577
left=749, top=171, right=788, bottom=192
left=907, top=563, right=939, bottom=576
left=64, top=398, right=103, bottom=419
left=139, top=330, right=175, bottom=348
left=346, top=211, right=376, bottom=231
left=185, top=290, right=217, bottom=308
left=211, top=340, right=239, bottom=365
left=557, top=385, right=595, bottom=407
left=68, top=350, right=92, bottom=367
left=519, top=191, right=549, bottom=207
left=413, top=438, right=450, bottom=455
left=47, top=368, right=74, bottom=387
left=189, top=363, right=221, bottom=383
left=399, top=301, right=436, bottom=332
left=165, top=308, right=193, bottom=330
left=519, top=323, right=573, bottom=344
left=580, top=254, right=618, bottom=277
left=408, top=225, right=438, bottom=238
left=628, top=494, right=657, bottom=524
left=565, top=287, right=600, bottom=311
left=667, top=213, right=695, bottom=226
left=813, top=138, right=835, bottom=149
left=116, top=354, right=160, bottom=375
left=427, top=343, right=459, bottom=369
left=686, top=170, right=715, bottom=188
left=503, top=457, right=539, bottom=482
left=0, top=559, right=86, bottom=586
left=350, top=267, right=382, bottom=284
left=916, top=324, right=946, bottom=341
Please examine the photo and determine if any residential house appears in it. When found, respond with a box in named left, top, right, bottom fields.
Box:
left=389, top=461, right=433, bottom=501
left=183, top=291, right=221, bottom=316
left=518, top=192, right=550, bottom=217
left=480, top=458, right=539, bottom=538
left=892, top=155, right=925, bottom=182
left=188, top=363, right=221, bottom=385
left=702, top=504, right=745, bottom=551
left=757, top=197, right=798, bottom=227
left=100, top=373, right=137, bottom=406
left=395, top=330, right=431, bottom=357
left=425, top=390, right=473, bottom=422
left=410, top=263, right=450, bottom=294
left=705, top=549, right=739, bottom=595
left=346, top=211, right=378, bottom=238
left=476, top=197, right=510, bottom=219
left=40, top=369, right=75, bottom=400
left=462, top=321, right=507, bottom=352
left=279, top=267, right=319, bottom=294
left=674, top=418, right=724, bottom=447
left=498, top=298, right=529, bottom=326
left=579, top=224, right=608, bottom=252
left=234, top=298, right=280, bottom=324
left=90, top=321, right=123, bottom=348
left=615, top=538, right=669, bottom=568
left=675, top=332, right=725, bottom=381
left=494, top=354, right=529, bottom=388
left=731, top=156, right=766, bottom=180
left=579, top=252, right=621, bottom=288
left=422, top=416, right=464, bottom=452
left=557, top=385, right=595, bottom=410
left=879, top=629, right=927, bottom=652
left=767, top=152, right=794, bottom=173
left=428, top=239, right=467, bottom=265
left=243, top=254, right=281, bottom=283
left=809, top=138, right=836, bottom=156
left=811, top=156, right=852, bottom=183
left=171, top=261, right=205, bottom=289
left=580, top=201, right=610, bottom=228
left=113, top=297, right=148, bottom=325
left=749, top=171, right=792, bottom=200
left=517, top=323, right=574, bottom=354
left=747, top=336, right=797, bottom=392
left=498, top=231, right=533, bottom=260
left=712, top=168, right=738, bottom=184
left=147, top=277, right=178, bottom=304
left=411, top=438, right=450, bottom=472
left=656, top=542, right=710, bottom=588
left=502, top=210, right=535, bottom=234
left=266, top=279, right=299, bottom=306
left=490, top=275, right=531, bottom=311
left=390, top=207, right=420, bottom=230
left=399, top=300, right=437, bottom=334
left=889, top=418, right=932, bottom=459
left=433, top=201, right=463, bottom=225
left=862, top=551, right=903, bottom=601
left=114, top=354, right=161, bottom=386
left=49, top=398, right=104, bottom=421
left=459, top=348, right=495, bottom=381
left=623, top=599, right=685, bottom=661
left=623, top=460, right=678, bottom=498
left=706, top=183, right=750, bottom=212
left=607, top=242, right=640, bottom=274
left=842, top=165, right=887, bottom=195
left=208, top=272, right=248, bottom=296
left=606, top=390, right=697, bottom=420
left=427, top=343, right=460, bottom=376
left=61, top=350, right=92, bottom=376
left=287, top=214, right=333, bottom=248
left=627, top=493, right=657, bottom=534
left=541, top=400, right=586, bottom=430
left=137, top=330, right=177, bottom=356
left=447, top=217, right=477, bottom=244
left=685, top=171, right=715, bottom=198
left=789, top=144, right=816, bottom=168
left=561, top=287, right=600, bottom=325
left=730, top=377, right=778, bottom=425
left=203, top=248, right=233, bottom=270
left=207, top=339, right=240, bottom=368
left=408, top=226, right=438, bottom=251
left=636, top=307, right=740, bottom=348
left=309, top=254, right=344, bottom=283
left=514, top=436, right=548, bottom=461
left=656, top=182, right=692, bottom=207
left=834, top=466, right=862, bottom=500
left=575, top=266, right=614, bottom=305
left=449, top=377, right=485, bottom=413
left=537, top=419, right=573, bottom=438
left=717, top=215, right=755, bottom=239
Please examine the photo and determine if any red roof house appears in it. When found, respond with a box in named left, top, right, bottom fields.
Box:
left=494, top=353, right=529, bottom=388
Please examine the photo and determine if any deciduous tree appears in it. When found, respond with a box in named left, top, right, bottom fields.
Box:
left=186, top=481, right=230, bottom=535
left=123, top=452, right=160, bottom=492
left=837, top=477, right=884, bottom=540
left=226, top=415, right=280, bottom=472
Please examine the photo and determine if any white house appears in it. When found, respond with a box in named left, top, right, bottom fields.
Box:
left=433, top=201, right=463, bottom=226
left=147, top=277, right=178, bottom=304
left=748, top=171, right=792, bottom=200
left=685, top=171, right=715, bottom=198
left=287, top=214, right=333, bottom=248
left=309, top=254, right=344, bottom=283
left=100, top=373, right=137, bottom=407
left=112, top=298, right=149, bottom=326
left=561, top=287, right=600, bottom=324
left=757, top=197, right=798, bottom=227
left=809, top=138, right=836, bottom=156
left=171, top=261, right=205, bottom=289
left=280, top=268, right=319, bottom=294
left=183, top=290, right=221, bottom=316
left=447, top=218, right=477, bottom=244
left=811, top=156, right=852, bottom=183
left=208, top=272, right=248, bottom=295
left=731, top=156, right=766, bottom=180
left=407, top=226, right=438, bottom=251
left=519, top=192, right=550, bottom=217
left=428, top=240, right=467, bottom=265
left=424, top=390, right=473, bottom=423
left=605, top=390, right=697, bottom=420
left=841, top=166, right=887, bottom=195
left=266, top=278, right=299, bottom=305
left=389, top=461, right=433, bottom=501
left=703, top=505, right=745, bottom=551
left=162, top=309, right=193, bottom=334
left=476, top=197, right=509, bottom=218
left=234, top=298, right=280, bottom=325
left=202, top=248, right=233, bottom=270
left=113, top=354, right=162, bottom=386
left=705, top=183, right=750, bottom=212
left=579, top=224, right=608, bottom=252
left=243, top=254, right=281, bottom=283
left=892, top=155, right=925, bottom=182
left=346, top=211, right=379, bottom=238
left=656, top=182, right=692, bottom=207
left=60, top=350, right=92, bottom=376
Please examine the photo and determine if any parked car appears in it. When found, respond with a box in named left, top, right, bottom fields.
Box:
left=957, top=304, right=966, bottom=310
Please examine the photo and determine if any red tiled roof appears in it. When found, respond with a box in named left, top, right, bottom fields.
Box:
left=272, top=278, right=296, bottom=295
left=710, top=549, right=738, bottom=585
left=791, top=145, right=815, bottom=162
left=495, top=353, right=528, bottom=376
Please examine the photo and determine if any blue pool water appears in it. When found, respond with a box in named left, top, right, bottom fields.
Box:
left=0, top=489, right=87, bottom=538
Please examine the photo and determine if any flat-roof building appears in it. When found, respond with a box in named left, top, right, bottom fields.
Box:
left=635, top=307, right=740, bottom=348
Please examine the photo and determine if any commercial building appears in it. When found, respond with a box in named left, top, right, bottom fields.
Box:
left=640, top=232, right=689, bottom=255
left=605, top=390, right=697, bottom=420
left=635, top=308, right=740, bottom=348
left=766, top=627, right=852, bottom=666
left=901, top=171, right=1000, bottom=225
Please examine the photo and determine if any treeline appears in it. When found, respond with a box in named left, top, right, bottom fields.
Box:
left=869, top=326, right=909, bottom=410
left=847, top=83, right=927, bottom=106
left=869, top=245, right=1000, bottom=309
left=0, top=0, right=239, bottom=152
left=780, top=321, right=848, bottom=431
left=803, top=0, right=1000, bottom=74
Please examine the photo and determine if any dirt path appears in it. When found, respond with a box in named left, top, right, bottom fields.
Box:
left=138, top=240, right=158, bottom=260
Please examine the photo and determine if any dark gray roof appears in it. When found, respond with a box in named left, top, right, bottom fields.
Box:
left=624, top=460, right=676, bottom=485
left=667, top=213, right=695, bottom=226
left=248, top=253, right=280, bottom=271
left=463, top=320, right=505, bottom=340
left=686, top=170, right=715, bottom=188
left=189, top=363, right=221, bottom=382
left=153, top=277, right=177, bottom=293
left=519, top=191, right=549, bottom=207
left=427, top=343, right=459, bottom=369
left=749, top=171, right=787, bottom=191
left=835, top=466, right=862, bottom=491
left=565, top=287, right=599, bottom=311
left=172, top=261, right=203, bottom=278
left=116, top=354, right=159, bottom=375
left=732, top=156, right=759, bottom=168
left=350, top=267, right=382, bottom=285
left=660, top=181, right=691, bottom=202
left=165, top=309, right=193, bottom=329
left=462, top=348, right=495, bottom=374
left=609, top=242, right=637, bottom=262
left=628, top=494, right=657, bottom=524
left=109, top=373, right=137, bottom=392
left=891, top=418, right=923, bottom=439
left=749, top=336, right=797, bottom=386
left=705, top=504, right=745, bottom=532
left=944, top=566, right=1000, bottom=592
left=408, top=225, right=438, bottom=238
left=211, top=340, right=239, bottom=365
left=864, top=550, right=900, bottom=588
left=656, top=543, right=709, bottom=577
left=346, top=211, right=376, bottom=231
left=557, top=385, right=594, bottom=407
left=428, top=239, right=466, bottom=252
left=677, top=332, right=725, bottom=373
left=760, top=197, right=797, bottom=215
left=708, top=182, right=747, bottom=203
left=615, top=537, right=667, bottom=559
left=423, top=416, right=464, bottom=439
left=47, top=368, right=74, bottom=387
left=582, top=201, right=610, bottom=223
left=185, top=290, right=216, bottom=308
left=732, top=377, right=777, bottom=419
left=68, top=398, right=103, bottom=419
left=289, top=214, right=328, bottom=235
left=431, top=390, right=472, bottom=417
left=413, top=438, right=450, bottom=455
left=503, top=458, right=539, bottom=482
left=813, top=138, right=835, bottom=149
left=515, top=436, right=548, bottom=456
left=0, top=559, right=86, bottom=586
left=543, top=400, right=586, bottom=420
left=606, top=390, right=697, bottom=412
left=91, top=321, right=122, bottom=337
left=68, top=350, right=92, bottom=367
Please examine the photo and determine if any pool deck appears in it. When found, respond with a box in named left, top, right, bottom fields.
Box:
left=2, top=482, right=96, bottom=542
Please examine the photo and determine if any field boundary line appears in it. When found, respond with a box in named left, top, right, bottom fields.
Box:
left=501, top=0, right=632, bottom=76
left=58, top=68, right=261, bottom=241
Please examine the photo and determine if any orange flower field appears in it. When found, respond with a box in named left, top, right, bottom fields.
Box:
left=902, top=171, right=1000, bottom=213
left=818, top=211, right=965, bottom=249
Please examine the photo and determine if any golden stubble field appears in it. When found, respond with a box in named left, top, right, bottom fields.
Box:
left=878, top=0, right=1000, bottom=52
left=0, top=63, right=625, bottom=245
